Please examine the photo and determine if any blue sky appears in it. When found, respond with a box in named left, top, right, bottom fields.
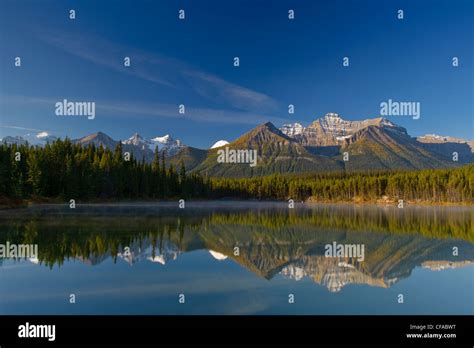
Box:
left=0, top=0, right=473, bottom=148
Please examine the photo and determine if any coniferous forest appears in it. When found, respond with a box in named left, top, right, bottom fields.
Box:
left=0, top=139, right=473, bottom=205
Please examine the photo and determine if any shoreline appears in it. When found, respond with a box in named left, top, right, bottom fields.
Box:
left=1, top=197, right=473, bottom=210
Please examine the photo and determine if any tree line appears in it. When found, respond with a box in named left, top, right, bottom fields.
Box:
left=209, top=165, right=474, bottom=203
left=0, top=139, right=208, bottom=200
left=0, top=139, right=472, bottom=203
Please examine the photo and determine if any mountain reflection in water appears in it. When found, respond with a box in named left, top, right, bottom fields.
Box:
left=1, top=203, right=473, bottom=294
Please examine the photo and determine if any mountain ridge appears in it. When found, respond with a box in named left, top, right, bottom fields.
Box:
left=2, top=112, right=472, bottom=176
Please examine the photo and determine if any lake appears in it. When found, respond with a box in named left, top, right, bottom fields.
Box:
left=0, top=202, right=473, bottom=315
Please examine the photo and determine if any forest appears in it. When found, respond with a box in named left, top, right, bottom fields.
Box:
left=0, top=140, right=473, bottom=204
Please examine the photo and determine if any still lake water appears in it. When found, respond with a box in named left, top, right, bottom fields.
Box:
left=0, top=202, right=473, bottom=315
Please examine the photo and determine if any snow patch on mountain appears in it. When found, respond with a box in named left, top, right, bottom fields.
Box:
left=210, top=140, right=229, bottom=149
left=152, top=134, right=172, bottom=143
left=208, top=250, right=228, bottom=260
left=336, top=135, right=352, bottom=141
left=280, top=123, right=305, bottom=137
left=151, top=134, right=182, bottom=148
left=417, top=134, right=469, bottom=144
left=36, top=132, right=58, bottom=144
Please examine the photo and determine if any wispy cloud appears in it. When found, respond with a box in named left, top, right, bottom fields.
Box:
left=0, top=125, right=45, bottom=132
left=181, top=70, right=278, bottom=112
left=38, top=31, right=280, bottom=114
left=97, top=100, right=288, bottom=125
left=1, top=94, right=288, bottom=126
left=40, top=32, right=175, bottom=88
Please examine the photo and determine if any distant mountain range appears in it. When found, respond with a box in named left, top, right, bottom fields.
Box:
left=2, top=112, right=473, bottom=176
left=171, top=113, right=473, bottom=176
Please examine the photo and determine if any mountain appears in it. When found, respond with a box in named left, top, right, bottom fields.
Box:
left=168, top=113, right=465, bottom=177
left=280, top=123, right=304, bottom=137
left=1, top=135, right=27, bottom=146
left=1, top=132, right=58, bottom=146
left=191, top=122, right=344, bottom=177
left=417, top=134, right=474, bottom=163
left=122, top=133, right=153, bottom=150
left=122, top=133, right=184, bottom=155
left=35, top=131, right=58, bottom=144
left=71, top=131, right=185, bottom=162
left=73, top=131, right=118, bottom=149
left=168, top=146, right=208, bottom=171
left=3, top=112, right=471, bottom=176
left=291, top=112, right=406, bottom=147
left=73, top=131, right=153, bottom=162
left=150, top=134, right=184, bottom=156
left=417, top=134, right=474, bottom=151
left=339, top=125, right=456, bottom=170
left=278, top=113, right=459, bottom=172
left=210, top=140, right=229, bottom=149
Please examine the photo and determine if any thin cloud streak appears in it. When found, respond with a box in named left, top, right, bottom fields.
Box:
left=1, top=94, right=288, bottom=126
left=38, top=31, right=280, bottom=113
left=98, top=101, right=288, bottom=126
left=0, top=125, right=45, bottom=132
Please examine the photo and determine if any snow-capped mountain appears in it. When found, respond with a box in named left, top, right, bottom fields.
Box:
left=1, top=132, right=59, bottom=146
left=415, top=133, right=474, bottom=163
left=1, top=135, right=27, bottom=146
left=122, top=133, right=153, bottom=150
left=151, top=134, right=173, bottom=145
left=417, top=134, right=474, bottom=152
left=122, top=133, right=184, bottom=155
left=210, top=140, right=229, bottom=149
left=282, top=112, right=406, bottom=147
left=280, top=123, right=305, bottom=137
left=74, top=132, right=155, bottom=162
left=69, top=131, right=186, bottom=161
left=3, top=111, right=472, bottom=174
left=150, top=134, right=183, bottom=155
